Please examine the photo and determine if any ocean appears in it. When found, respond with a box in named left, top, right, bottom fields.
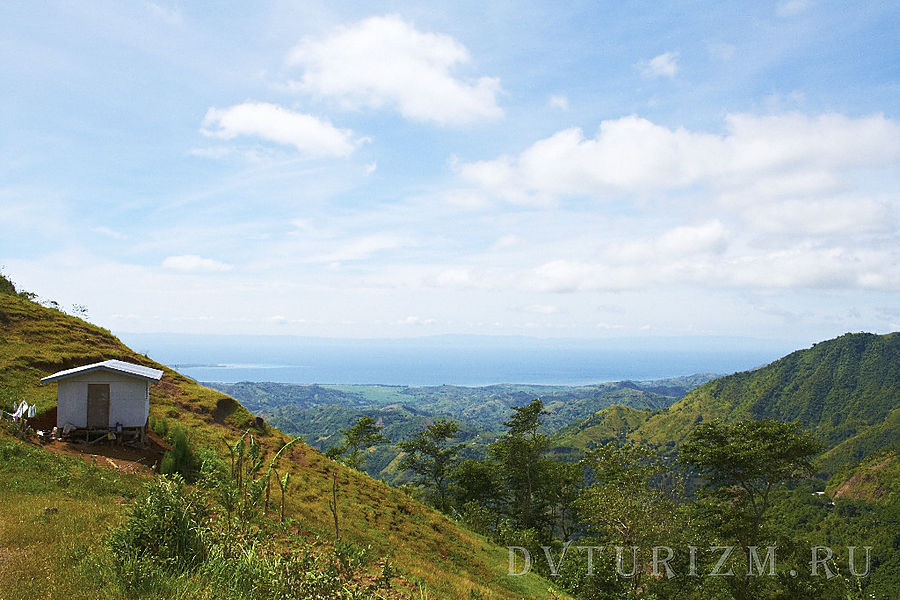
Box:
left=116, top=333, right=805, bottom=386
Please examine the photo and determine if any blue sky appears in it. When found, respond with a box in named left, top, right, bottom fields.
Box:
left=2, top=1, right=899, bottom=343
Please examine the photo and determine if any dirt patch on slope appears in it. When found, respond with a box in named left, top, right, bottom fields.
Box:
left=833, top=455, right=893, bottom=501
left=213, top=396, right=239, bottom=425
left=40, top=430, right=170, bottom=476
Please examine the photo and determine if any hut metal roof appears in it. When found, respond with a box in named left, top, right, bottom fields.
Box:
left=40, top=359, right=163, bottom=383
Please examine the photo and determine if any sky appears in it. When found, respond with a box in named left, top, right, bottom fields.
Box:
left=2, top=1, right=899, bottom=344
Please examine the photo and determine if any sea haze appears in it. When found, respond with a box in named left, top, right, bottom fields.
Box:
left=116, top=333, right=806, bottom=386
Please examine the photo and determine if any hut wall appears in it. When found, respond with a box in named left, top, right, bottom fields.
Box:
left=56, top=371, right=149, bottom=429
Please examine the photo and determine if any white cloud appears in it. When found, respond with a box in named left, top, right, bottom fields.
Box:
left=270, top=315, right=306, bottom=326
left=656, top=221, right=730, bottom=256
left=725, top=246, right=899, bottom=290
left=92, top=225, right=128, bottom=240
left=492, top=234, right=523, bottom=250
left=777, top=0, right=812, bottom=17
left=400, top=316, right=436, bottom=326
left=524, top=304, right=560, bottom=314
left=162, top=255, right=233, bottom=272
left=457, top=155, right=553, bottom=206
left=549, top=95, right=569, bottom=110
left=201, top=102, right=363, bottom=158
left=308, top=234, right=405, bottom=263
left=529, top=260, right=594, bottom=293
left=520, top=243, right=900, bottom=294
left=587, top=221, right=730, bottom=266
left=708, top=43, right=736, bottom=60
left=287, top=15, right=502, bottom=125
left=740, top=197, right=895, bottom=237
left=407, top=211, right=897, bottom=296
left=458, top=118, right=719, bottom=202
left=444, top=189, right=494, bottom=210
left=639, top=51, right=679, bottom=78
left=458, top=112, right=900, bottom=204
left=434, top=268, right=477, bottom=289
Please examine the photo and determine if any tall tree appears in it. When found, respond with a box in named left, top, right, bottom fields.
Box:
left=541, top=460, right=584, bottom=540
left=575, top=441, right=683, bottom=594
left=680, top=419, right=822, bottom=536
left=489, top=399, right=552, bottom=532
left=397, top=419, right=463, bottom=511
left=327, top=415, right=390, bottom=471
left=448, top=459, right=504, bottom=535
left=450, top=458, right=502, bottom=508
left=679, top=419, right=823, bottom=600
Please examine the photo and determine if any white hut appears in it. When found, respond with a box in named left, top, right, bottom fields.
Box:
left=41, top=359, right=163, bottom=443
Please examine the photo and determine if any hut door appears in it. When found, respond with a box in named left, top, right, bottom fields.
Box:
left=87, top=384, right=110, bottom=429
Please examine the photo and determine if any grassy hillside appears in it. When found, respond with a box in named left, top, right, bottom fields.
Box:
left=827, top=451, right=898, bottom=501
left=549, top=405, right=652, bottom=460
left=0, top=288, right=569, bottom=599
left=0, top=434, right=147, bottom=598
left=632, top=332, right=900, bottom=471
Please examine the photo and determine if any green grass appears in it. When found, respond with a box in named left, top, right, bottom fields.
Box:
left=0, top=433, right=142, bottom=600
left=550, top=405, right=651, bottom=458
left=326, top=384, right=412, bottom=406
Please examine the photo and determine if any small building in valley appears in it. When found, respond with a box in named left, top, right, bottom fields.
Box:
left=41, top=359, right=163, bottom=442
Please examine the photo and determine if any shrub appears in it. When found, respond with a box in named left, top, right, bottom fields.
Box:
left=149, top=416, right=168, bottom=438
left=105, top=436, right=395, bottom=597
left=109, top=475, right=208, bottom=571
left=0, top=272, right=15, bottom=295
left=160, top=425, right=198, bottom=482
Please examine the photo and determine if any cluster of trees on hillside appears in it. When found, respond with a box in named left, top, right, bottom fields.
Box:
left=328, top=400, right=897, bottom=599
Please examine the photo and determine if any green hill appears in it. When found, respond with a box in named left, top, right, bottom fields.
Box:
left=549, top=405, right=652, bottom=460
left=632, top=332, right=900, bottom=471
left=209, top=377, right=713, bottom=484
left=0, top=283, right=569, bottom=599
left=210, top=377, right=714, bottom=436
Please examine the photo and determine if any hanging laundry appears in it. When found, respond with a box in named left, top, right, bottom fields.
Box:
left=12, top=402, right=27, bottom=419
left=28, top=405, right=37, bottom=418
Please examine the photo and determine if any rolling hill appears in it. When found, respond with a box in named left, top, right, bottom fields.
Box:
left=210, top=378, right=714, bottom=435
left=0, top=283, right=569, bottom=599
left=514, top=333, right=899, bottom=486
left=549, top=405, right=652, bottom=459
left=207, top=377, right=714, bottom=482
left=630, top=332, right=900, bottom=472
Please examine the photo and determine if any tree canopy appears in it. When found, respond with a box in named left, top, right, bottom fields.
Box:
left=328, top=415, right=390, bottom=470
left=397, top=419, right=463, bottom=511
